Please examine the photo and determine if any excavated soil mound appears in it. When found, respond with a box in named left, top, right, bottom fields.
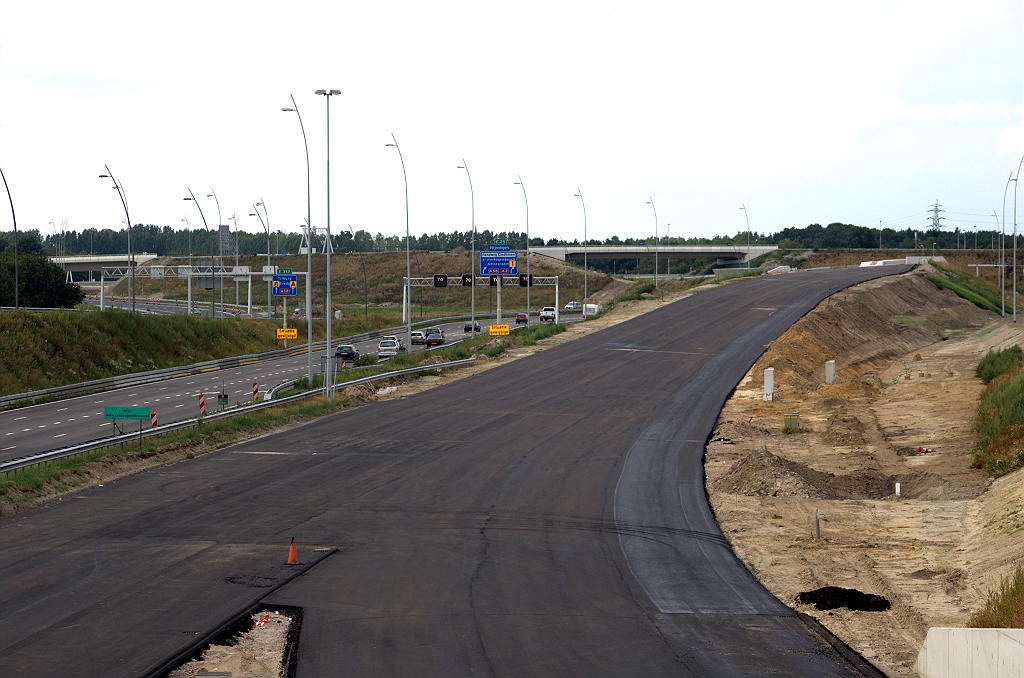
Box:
left=824, top=406, right=867, bottom=446
left=711, top=448, right=945, bottom=500
left=797, top=587, right=892, bottom=612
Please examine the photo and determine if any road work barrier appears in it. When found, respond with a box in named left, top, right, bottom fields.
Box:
left=0, top=358, right=478, bottom=478
left=914, top=627, right=1024, bottom=677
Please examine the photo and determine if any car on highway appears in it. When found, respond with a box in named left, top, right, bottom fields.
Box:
left=539, top=306, right=556, bottom=322
left=514, top=312, right=529, bottom=325
left=464, top=321, right=481, bottom=333
left=377, top=339, right=406, bottom=359
left=335, top=345, right=359, bottom=362
left=424, top=327, right=445, bottom=347
left=381, top=335, right=399, bottom=342
left=410, top=331, right=425, bottom=345
left=564, top=301, right=583, bottom=311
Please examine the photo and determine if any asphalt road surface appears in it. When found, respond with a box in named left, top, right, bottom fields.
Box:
left=0, top=266, right=906, bottom=677
left=0, top=317, right=510, bottom=463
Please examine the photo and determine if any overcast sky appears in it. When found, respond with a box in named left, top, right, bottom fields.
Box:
left=1, top=1, right=1021, bottom=248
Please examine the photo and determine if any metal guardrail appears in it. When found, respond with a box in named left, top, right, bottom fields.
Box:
left=0, top=357, right=479, bottom=476
left=0, top=314, right=478, bottom=409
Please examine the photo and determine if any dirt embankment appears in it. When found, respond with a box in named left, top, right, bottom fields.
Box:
left=706, top=269, right=1024, bottom=676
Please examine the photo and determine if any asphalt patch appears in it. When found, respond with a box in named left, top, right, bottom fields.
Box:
left=797, top=587, right=891, bottom=612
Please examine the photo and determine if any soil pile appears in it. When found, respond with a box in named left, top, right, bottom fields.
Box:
left=798, top=587, right=892, bottom=612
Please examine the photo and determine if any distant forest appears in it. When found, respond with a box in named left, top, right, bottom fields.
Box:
left=1, top=221, right=1005, bottom=259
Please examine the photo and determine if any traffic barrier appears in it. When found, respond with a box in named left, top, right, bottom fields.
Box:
left=150, top=410, right=158, bottom=427
left=198, top=392, right=206, bottom=416
left=252, top=380, right=258, bottom=400
left=287, top=537, right=299, bottom=565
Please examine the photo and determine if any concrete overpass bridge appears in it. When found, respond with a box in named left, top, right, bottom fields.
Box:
left=52, top=254, right=159, bottom=276
left=529, top=244, right=777, bottom=268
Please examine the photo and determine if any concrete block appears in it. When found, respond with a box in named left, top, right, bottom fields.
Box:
left=764, top=368, right=774, bottom=402
left=915, top=627, right=1024, bottom=677
left=825, top=360, right=836, bottom=384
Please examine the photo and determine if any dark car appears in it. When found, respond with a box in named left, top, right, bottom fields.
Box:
left=424, top=327, right=445, bottom=347
left=515, top=312, right=529, bottom=325
left=335, top=345, right=359, bottom=363
left=464, top=321, right=481, bottom=333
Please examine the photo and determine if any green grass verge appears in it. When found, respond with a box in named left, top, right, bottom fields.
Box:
left=976, top=345, right=1022, bottom=384
left=973, top=369, right=1024, bottom=476
left=617, top=282, right=656, bottom=303
left=927, top=263, right=1002, bottom=313
left=969, top=566, right=1024, bottom=628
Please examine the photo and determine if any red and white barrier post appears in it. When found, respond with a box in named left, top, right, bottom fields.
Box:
left=252, top=380, right=258, bottom=401
left=198, top=391, right=206, bottom=416
left=150, top=409, right=158, bottom=427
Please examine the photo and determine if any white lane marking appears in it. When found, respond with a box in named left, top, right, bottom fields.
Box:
left=128, top=393, right=137, bottom=397
left=23, top=428, right=30, bottom=432
left=53, top=421, right=61, bottom=424
left=5, top=432, right=12, bottom=435
left=143, top=401, right=150, bottom=404
left=231, top=451, right=290, bottom=455
left=2, top=445, right=15, bottom=451
left=53, top=433, right=66, bottom=438
left=95, top=412, right=101, bottom=415
left=68, top=418, right=75, bottom=421
left=14, top=416, right=25, bottom=421
left=94, top=400, right=104, bottom=403
left=57, top=407, right=68, bottom=412
left=159, top=387, right=168, bottom=391
left=175, top=404, right=184, bottom=408
left=187, top=381, right=195, bottom=385
left=99, top=423, right=107, bottom=427
left=82, top=415, right=89, bottom=418
left=38, top=425, right=46, bottom=428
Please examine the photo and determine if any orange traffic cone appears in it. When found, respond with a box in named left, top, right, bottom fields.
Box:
left=287, top=537, right=299, bottom=565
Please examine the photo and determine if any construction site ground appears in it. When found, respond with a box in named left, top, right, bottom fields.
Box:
left=706, top=267, right=1024, bottom=676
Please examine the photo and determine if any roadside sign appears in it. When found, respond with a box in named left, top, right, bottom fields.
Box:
left=489, top=324, right=510, bottom=336
left=488, top=243, right=511, bottom=252
left=277, top=268, right=293, bottom=274
left=272, top=274, right=298, bottom=296
left=104, top=406, right=153, bottom=421
left=262, top=265, right=277, bottom=281
left=479, top=252, right=517, bottom=275
left=277, top=327, right=298, bottom=340
left=218, top=393, right=229, bottom=407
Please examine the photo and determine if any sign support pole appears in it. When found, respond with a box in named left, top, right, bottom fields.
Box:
left=496, top=275, right=501, bottom=323
left=100, top=272, right=105, bottom=310
left=187, top=270, right=193, bottom=314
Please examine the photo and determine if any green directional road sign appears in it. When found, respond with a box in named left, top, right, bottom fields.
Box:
left=276, top=268, right=293, bottom=275
left=104, top=406, right=152, bottom=421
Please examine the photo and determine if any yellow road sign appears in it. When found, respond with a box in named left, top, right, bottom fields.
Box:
left=489, top=324, right=510, bottom=336
left=277, top=328, right=298, bottom=340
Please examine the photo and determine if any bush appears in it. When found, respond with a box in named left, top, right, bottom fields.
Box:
left=354, top=353, right=377, bottom=367
left=617, top=282, right=656, bottom=303
left=483, top=344, right=505, bottom=357
left=976, top=345, right=1022, bottom=384
left=969, top=566, right=1024, bottom=628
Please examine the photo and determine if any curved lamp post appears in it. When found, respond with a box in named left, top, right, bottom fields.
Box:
left=740, top=203, right=751, bottom=270
left=1003, top=174, right=1014, bottom=316
left=385, top=134, right=411, bottom=348
left=647, top=197, right=658, bottom=289
left=457, top=160, right=475, bottom=332
left=249, top=206, right=272, bottom=319
left=316, top=88, right=341, bottom=399
left=575, top=190, right=588, bottom=304
left=184, top=189, right=215, bottom=317
left=515, top=176, right=529, bottom=320
left=0, top=165, right=18, bottom=309
left=207, top=190, right=223, bottom=310
left=282, top=94, right=314, bottom=385
left=181, top=216, right=192, bottom=267
left=99, top=166, right=134, bottom=311
left=1013, top=155, right=1024, bottom=322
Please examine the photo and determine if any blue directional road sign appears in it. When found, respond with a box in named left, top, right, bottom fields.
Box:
left=272, top=274, right=298, bottom=296
left=479, top=251, right=518, bottom=276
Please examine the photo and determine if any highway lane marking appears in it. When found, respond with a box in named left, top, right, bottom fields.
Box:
left=160, top=387, right=168, bottom=390
left=94, top=400, right=104, bottom=403
left=82, top=415, right=88, bottom=418
left=68, top=418, right=75, bottom=421
left=14, top=416, right=25, bottom=421
left=53, top=422, right=61, bottom=424
left=607, top=348, right=705, bottom=355
left=2, top=445, right=15, bottom=451
left=5, top=432, right=12, bottom=435
left=23, top=428, right=30, bottom=432
left=175, top=404, right=184, bottom=408
left=53, top=433, right=66, bottom=438
left=38, top=425, right=45, bottom=428
left=231, top=451, right=290, bottom=455
left=57, top=407, right=68, bottom=412
left=187, top=381, right=195, bottom=385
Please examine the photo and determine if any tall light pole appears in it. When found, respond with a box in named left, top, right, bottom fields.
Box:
left=740, top=203, right=751, bottom=270
left=1003, top=174, right=1014, bottom=316
left=249, top=207, right=272, bottom=318
left=184, top=188, right=215, bottom=317
left=316, top=88, right=341, bottom=399
left=1014, top=155, right=1024, bottom=322
left=647, top=197, right=658, bottom=288
left=515, top=176, right=529, bottom=319
left=575, top=190, right=587, bottom=303
left=880, top=220, right=883, bottom=250
left=0, top=165, right=18, bottom=309
left=282, top=94, right=314, bottom=385
left=99, top=166, right=134, bottom=311
left=386, top=134, right=411, bottom=348
left=208, top=190, right=223, bottom=310
left=256, top=199, right=272, bottom=318
left=457, top=160, right=475, bottom=332
left=228, top=213, right=239, bottom=305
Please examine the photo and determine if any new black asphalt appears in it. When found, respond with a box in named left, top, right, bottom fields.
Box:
left=0, top=266, right=906, bottom=677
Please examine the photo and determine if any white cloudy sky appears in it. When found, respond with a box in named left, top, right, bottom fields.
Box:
left=1, top=1, right=1021, bottom=246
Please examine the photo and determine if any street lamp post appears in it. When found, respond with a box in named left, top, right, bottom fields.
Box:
left=457, top=160, right=475, bottom=333
left=1013, top=155, right=1024, bottom=323
left=228, top=213, right=239, bottom=305
left=515, top=176, right=529, bottom=320
left=0, top=165, right=18, bottom=309
left=99, top=166, right=134, bottom=311
left=575, top=190, right=587, bottom=305
left=182, top=216, right=192, bottom=268
left=184, top=189, right=215, bottom=317
left=740, top=203, right=751, bottom=270
left=386, top=134, right=411, bottom=348
left=647, top=197, right=658, bottom=289
left=207, top=190, right=223, bottom=311
left=256, top=199, right=272, bottom=318
left=249, top=207, right=271, bottom=318
left=316, top=88, right=341, bottom=399
left=282, top=94, right=314, bottom=386
left=1003, top=174, right=1014, bottom=316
